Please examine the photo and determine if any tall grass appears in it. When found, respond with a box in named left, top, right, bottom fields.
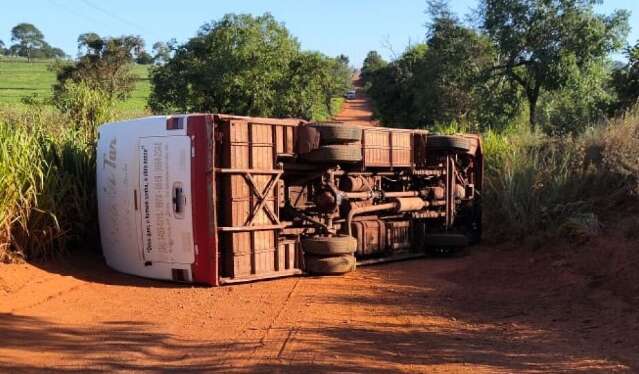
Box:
left=482, top=110, right=639, bottom=242
left=0, top=107, right=97, bottom=262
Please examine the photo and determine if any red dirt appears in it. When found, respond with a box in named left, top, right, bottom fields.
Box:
left=1, top=235, right=639, bottom=372
left=333, top=74, right=380, bottom=126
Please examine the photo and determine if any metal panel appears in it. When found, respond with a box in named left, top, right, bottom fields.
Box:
left=363, top=129, right=413, bottom=168
left=387, top=220, right=411, bottom=251
left=363, top=129, right=390, bottom=167
left=188, top=115, right=218, bottom=285
left=351, top=219, right=387, bottom=257
left=276, top=239, right=297, bottom=271
left=390, top=132, right=412, bottom=167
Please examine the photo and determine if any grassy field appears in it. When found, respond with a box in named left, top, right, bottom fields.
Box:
left=0, top=57, right=151, bottom=114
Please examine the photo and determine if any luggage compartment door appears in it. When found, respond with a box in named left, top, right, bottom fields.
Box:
left=139, top=136, right=195, bottom=265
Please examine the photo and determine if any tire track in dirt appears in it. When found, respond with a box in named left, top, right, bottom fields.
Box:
left=0, top=265, right=88, bottom=313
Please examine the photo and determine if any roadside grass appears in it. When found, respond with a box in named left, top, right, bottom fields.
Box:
left=481, top=110, right=639, bottom=243
left=314, top=97, right=345, bottom=121
left=0, top=58, right=151, bottom=116
left=0, top=107, right=97, bottom=262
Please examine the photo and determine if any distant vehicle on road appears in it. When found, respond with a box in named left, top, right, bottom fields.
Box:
left=345, top=90, right=356, bottom=100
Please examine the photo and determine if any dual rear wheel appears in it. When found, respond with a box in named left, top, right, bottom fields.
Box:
left=301, top=123, right=363, bottom=163
left=302, top=235, right=357, bottom=275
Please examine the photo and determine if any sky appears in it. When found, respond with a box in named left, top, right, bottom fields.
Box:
left=1, top=0, right=638, bottom=67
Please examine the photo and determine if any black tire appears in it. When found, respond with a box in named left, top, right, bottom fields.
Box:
left=428, top=135, right=471, bottom=152
left=302, top=235, right=357, bottom=256
left=305, top=254, right=356, bottom=275
left=311, top=123, right=362, bottom=144
left=302, top=144, right=362, bottom=163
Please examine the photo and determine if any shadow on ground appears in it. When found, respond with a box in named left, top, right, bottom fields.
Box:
left=26, top=250, right=190, bottom=289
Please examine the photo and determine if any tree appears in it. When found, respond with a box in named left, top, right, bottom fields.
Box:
left=149, top=13, right=301, bottom=116
left=77, top=32, right=102, bottom=56
left=10, top=23, right=45, bottom=62
left=611, top=40, right=639, bottom=113
left=337, top=54, right=349, bottom=66
left=149, top=14, right=349, bottom=119
left=327, top=54, right=353, bottom=105
left=539, top=58, right=615, bottom=134
left=47, top=47, right=67, bottom=59
left=361, top=51, right=387, bottom=84
left=53, top=34, right=143, bottom=103
left=277, top=52, right=350, bottom=119
left=136, top=51, right=154, bottom=64
left=412, top=3, right=497, bottom=126
left=151, top=41, right=171, bottom=64
left=362, top=2, right=519, bottom=130
left=31, top=41, right=66, bottom=59
left=479, top=0, right=630, bottom=129
left=365, top=44, right=428, bottom=126
left=0, top=40, right=5, bottom=55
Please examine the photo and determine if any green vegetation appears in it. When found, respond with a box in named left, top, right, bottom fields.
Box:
left=482, top=113, right=639, bottom=243
left=7, top=23, right=65, bottom=61
left=0, top=58, right=56, bottom=105
left=149, top=13, right=352, bottom=120
left=610, top=41, right=639, bottom=114
left=480, top=0, right=629, bottom=129
left=362, top=1, right=639, bottom=243
left=363, top=0, right=631, bottom=134
left=0, top=108, right=97, bottom=262
left=54, top=35, right=145, bottom=102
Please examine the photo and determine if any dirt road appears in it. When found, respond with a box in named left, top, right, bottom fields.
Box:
left=2, top=240, right=638, bottom=372
left=333, top=74, right=379, bottom=126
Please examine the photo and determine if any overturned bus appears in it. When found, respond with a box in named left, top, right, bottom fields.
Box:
left=97, top=114, right=483, bottom=285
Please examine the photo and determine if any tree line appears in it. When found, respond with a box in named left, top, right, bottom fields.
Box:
left=362, top=0, right=639, bottom=135
left=31, top=13, right=351, bottom=127
left=0, top=23, right=66, bottom=61
left=1, top=22, right=173, bottom=65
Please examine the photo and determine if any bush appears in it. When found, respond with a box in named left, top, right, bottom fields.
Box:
left=53, top=34, right=142, bottom=103
left=54, top=80, right=114, bottom=144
